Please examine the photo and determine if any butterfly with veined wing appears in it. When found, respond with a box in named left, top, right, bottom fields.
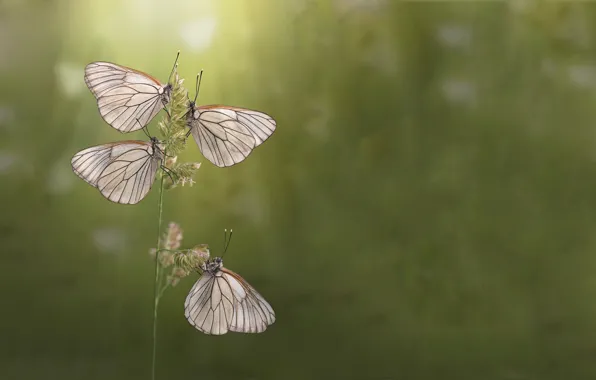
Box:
left=184, top=232, right=275, bottom=335
left=185, top=71, right=277, bottom=167
left=71, top=137, right=165, bottom=204
left=84, top=52, right=179, bottom=133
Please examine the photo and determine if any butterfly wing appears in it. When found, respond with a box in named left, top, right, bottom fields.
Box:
left=85, top=62, right=168, bottom=132
left=71, top=143, right=118, bottom=186
left=189, top=105, right=276, bottom=167
left=184, top=271, right=236, bottom=335
left=71, top=141, right=162, bottom=205
left=222, top=268, right=276, bottom=333
left=184, top=268, right=274, bottom=335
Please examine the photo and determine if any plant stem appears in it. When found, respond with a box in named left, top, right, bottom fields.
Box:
left=152, top=175, right=165, bottom=380
left=158, top=283, right=170, bottom=299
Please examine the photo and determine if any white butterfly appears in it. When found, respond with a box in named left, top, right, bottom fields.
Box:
left=184, top=256, right=276, bottom=335
left=84, top=53, right=179, bottom=133
left=185, top=72, right=277, bottom=167
left=71, top=138, right=164, bottom=204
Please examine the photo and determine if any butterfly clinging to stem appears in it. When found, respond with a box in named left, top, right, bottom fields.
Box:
left=71, top=122, right=175, bottom=204
left=84, top=52, right=180, bottom=132
left=184, top=230, right=276, bottom=335
left=185, top=71, right=277, bottom=167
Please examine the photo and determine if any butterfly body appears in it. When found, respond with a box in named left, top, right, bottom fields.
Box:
left=184, top=256, right=275, bottom=335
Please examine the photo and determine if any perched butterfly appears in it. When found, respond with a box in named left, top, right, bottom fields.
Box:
left=84, top=52, right=179, bottom=133
left=71, top=137, right=165, bottom=204
left=185, top=71, right=277, bottom=167
left=184, top=233, right=275, bottom=335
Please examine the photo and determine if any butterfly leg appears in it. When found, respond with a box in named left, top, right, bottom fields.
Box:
left=155, top=144, right=176, bottom=159
left=160, top=165, right=177, bottom=184
left=142, top=126, right=153, bottom=139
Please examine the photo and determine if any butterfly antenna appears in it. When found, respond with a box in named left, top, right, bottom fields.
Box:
left=160, top=165, right=177, bottom=184
left=160, top=103, right=170, bottom=118
left=134, top=118, right=151, bottom=139
left=167, top=50, right=180, bottom=84
left=142, top=126, right=152, bottom=139
left=222, top=229, right=227, bottom=253
left=193, top=70, right=203, bottom=104
left=222, top=228, right=233, bottom=257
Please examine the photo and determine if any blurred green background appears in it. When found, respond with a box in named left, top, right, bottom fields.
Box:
left=3, top=0, right=596, bottom=379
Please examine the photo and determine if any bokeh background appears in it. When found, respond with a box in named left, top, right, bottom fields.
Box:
left=3, top=0, right=596, bottom=379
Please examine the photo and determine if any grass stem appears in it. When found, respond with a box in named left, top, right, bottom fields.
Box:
left=151, top=175, right=166, bottom=380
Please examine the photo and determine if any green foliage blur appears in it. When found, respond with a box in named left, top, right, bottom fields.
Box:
left=3, top=0, right=596, bottom=379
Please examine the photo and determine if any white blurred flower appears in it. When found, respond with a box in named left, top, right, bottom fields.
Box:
left=557, top=9, right=592, bottom=50
left=567, top=65, right=596, bottom=88
left=361, top=41, right=399, bottom=76
left=92, top=227, right=128, bottom=254
left=179, top=17, right=217, bottom=52
left=441, top=80, right=476, bottom=106
left=436, top=24, right=472, bottom=49
left=55, top=62, right=85, bottom=98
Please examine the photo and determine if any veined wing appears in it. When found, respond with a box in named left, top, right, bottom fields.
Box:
left=189, top=105, right=276, bottom=167
left=184, top=267, right=274, bottom=335
left=85, top=62, right=168, bottom=132
left=184, top=271, right=236, bottom=335
left=71, top=140, right=162, bottom=204
left=222, top=267, right=276, bottom=333
left=71, top=143, right=120, bottom=186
